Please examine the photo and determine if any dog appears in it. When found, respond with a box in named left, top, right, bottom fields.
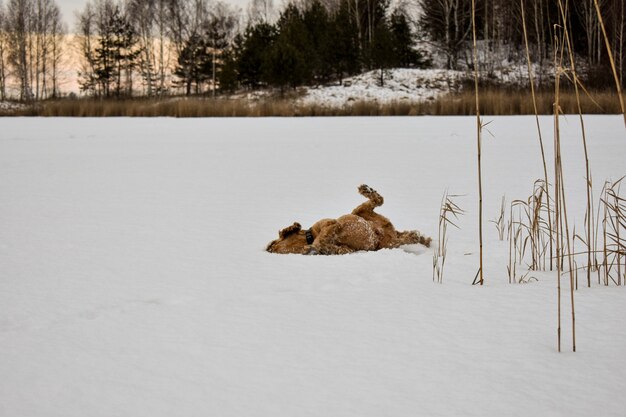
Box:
left=266, top=185, right=431, bottom=255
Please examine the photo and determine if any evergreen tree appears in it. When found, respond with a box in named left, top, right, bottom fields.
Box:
left=78, top=1, right=140, bottom=97
left=302, top=0, right=331, bottom=83
left=369, top=19, right=394, bottom=86
left=217, top=47, right=238, bottom=92
left=205, top=3, right=237, bottom=96
left=267, top=3, right=310, bottom=88
left=174, top=33, right=209, bottom=95
left=328, top=0, right=360, bottom=84
left=263, top=35, right=306, bottom=91
left=389, top=8, right=428, bottom=68
left=236, top=22, right=276, bottom=88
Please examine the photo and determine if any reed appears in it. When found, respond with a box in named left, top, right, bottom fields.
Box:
left=508, top=200, right=525, bottom=284
left=491, top=195, right=506, bottom=241
left=553, top=20, right=577, bottom=353
left=554, top=30, right=564, bottom=353
left=505, top=181, right=552, bottom=283
left=557, top=0, right=593, bottom=288
left=1, top=90, right=622, bottom=118
left=599, top=177, right=626, bottom=286
left=470, top=0, right=484, bottom=286
left=433, top=191, right=464, bottom=284
left=593, top=0, right=626, bottom=127
left=521, top=0, right=553, bottom=270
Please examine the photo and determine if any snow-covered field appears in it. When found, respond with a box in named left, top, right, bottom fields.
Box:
left=1, top=116, right=625, bottom=417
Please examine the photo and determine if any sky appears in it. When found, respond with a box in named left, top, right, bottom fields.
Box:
left=56, top=0, right=252, bottom=27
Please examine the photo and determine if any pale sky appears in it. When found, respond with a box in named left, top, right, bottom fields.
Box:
left=56, top=0, right=252, bottom=28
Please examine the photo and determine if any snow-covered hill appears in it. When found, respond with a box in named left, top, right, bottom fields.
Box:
left=299, top=69, right=465, bottom=106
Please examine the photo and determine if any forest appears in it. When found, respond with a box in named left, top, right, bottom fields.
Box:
left=0, top=0, right=624, bottom=100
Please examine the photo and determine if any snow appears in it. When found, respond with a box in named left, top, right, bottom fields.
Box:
left=298, top=63, right=557, bottom=108
left=300, top=69, right=464, bottom=107
left=1, top=116, right=625, bottom=417
left=0, top=101, right=28, bottom=112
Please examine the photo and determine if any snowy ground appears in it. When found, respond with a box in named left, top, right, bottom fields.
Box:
left=299, top=69, right=464, bottom=107
left=0, top=101, right=29, bottom=113
left=1, top=116, right=625, bottom=417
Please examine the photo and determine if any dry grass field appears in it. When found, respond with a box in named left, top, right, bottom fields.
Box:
left=1, top=89, right=620, bottom=117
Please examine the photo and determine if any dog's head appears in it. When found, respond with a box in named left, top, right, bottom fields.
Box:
left=266, top=222, right=308, bottom=254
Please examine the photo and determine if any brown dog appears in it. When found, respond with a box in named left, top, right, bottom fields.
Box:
left=266, top=185, right=431, bottom=255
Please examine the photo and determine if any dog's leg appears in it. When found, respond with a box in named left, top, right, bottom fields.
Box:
left=316, top=242, right=355, bottom=255
left=310, top=224, right=355, bottom=255
left=352, top=184, right=384, bottom=216
left=395, top=230, right=432, bottom=248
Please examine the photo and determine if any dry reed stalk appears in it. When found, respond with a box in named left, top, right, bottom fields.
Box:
left=505, top=182, right=552, bottom=282
left=433, top=192, right=465, bottom=284
left=553, top=30, right=564, bottom=353
left=600, top=177, right=626, bottom=285
left=520, top=0, right=553, bottom=271
left=553, top=17, right=576, bottom=353
left=557, top=0, right=593, bottom=288
left=593, top=0, right=626, bottom=127
left=471, top=0, right=484, bottom=285
left=491, top=195, right=506, bottom=241
left=528, top=180, right=552, bottom=271
left=508, top=204, right=515, bottom=284
left=506, top=198, right=543, bottom=284
left=508, top=200, right=525, bottom=284
left=601, top=181, right=610, bottom=285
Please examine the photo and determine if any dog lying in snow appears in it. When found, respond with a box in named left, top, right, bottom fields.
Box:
left=266, top=185, right=431, bottom=255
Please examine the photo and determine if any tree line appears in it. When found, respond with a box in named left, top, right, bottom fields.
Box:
left=0, top=0, right=624, bottom=100
left=73, top=0, right=427, bottom=97
left=0, top=0, right=65, bottom=100
left=419, top=0, right=625, bottom=86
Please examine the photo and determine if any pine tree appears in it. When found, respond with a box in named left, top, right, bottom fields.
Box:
left=205, top=3, right=237, bottom=96
left=302, top=0, right=332, bottom=83
left=79, top=1, right=140, bottom=97
left=236, top=22, right=277, bottom=88
left=266, top=3, right=310, bottom=88
left=328, top=0, right=360, bottom=84
left=389, top=8, right=429, bottom=68
left=174, top=33, right=209, bottom=95
left=369, top=19, right=394, bottom=86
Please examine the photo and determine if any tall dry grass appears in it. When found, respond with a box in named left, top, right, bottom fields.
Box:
left=471, top=0, right=485, bottom=286
left=1, top=90, right=621, bottom=117
left=433, top=192, right=464, bottom=284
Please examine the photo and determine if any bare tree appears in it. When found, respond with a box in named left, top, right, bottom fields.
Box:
left=5, top=0, right=33, bottom=100
left=32, top=0, right=63, bottom=99
left=0, top=1, right=7, bottom=99
left=206, top=1, right=238, bottom=96
left=48, top=1, right=64, bottom=97
left=168, top=0, right=211, bottom=94
left=76, top=1, right=98, bottom=95
left=575, top=0, right=605, bottom=67
left=418, top=0, right=472, bottom=69
left=247, top=0, right=275, bottom=24
left=155, top=0, right=170, bottom=95
left=76, top=0, right=140, bottom=97
left=128, top=0, right=156, bottom=95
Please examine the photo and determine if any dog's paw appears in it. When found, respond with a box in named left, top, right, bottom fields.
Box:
left=358, top=184, right=375, bottom=195
left=358, top=184, right=383, bottom=205
left=336, top=246, right=354, bottom=255
left=303, top=245, right=319, bottom=255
